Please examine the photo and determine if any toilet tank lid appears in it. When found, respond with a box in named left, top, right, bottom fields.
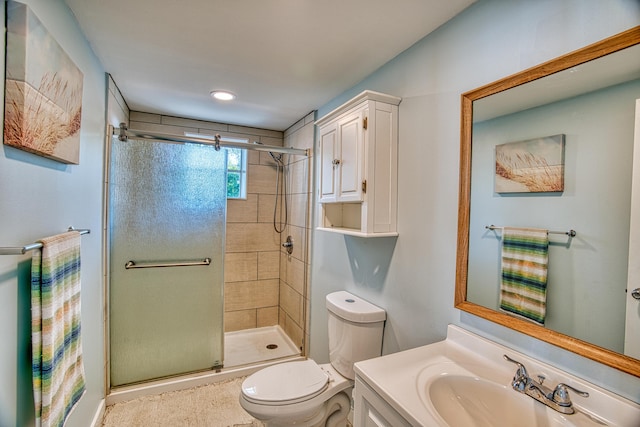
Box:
left=326, top=291, right=386, bottom=323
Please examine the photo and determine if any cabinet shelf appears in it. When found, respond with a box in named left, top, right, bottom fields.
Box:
left=316, top=226, right=399, bottom=238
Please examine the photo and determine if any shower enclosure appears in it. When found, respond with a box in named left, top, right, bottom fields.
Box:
left=108, top=136, right=227, bottom=386
left=107, top=123, right=311, bottom=389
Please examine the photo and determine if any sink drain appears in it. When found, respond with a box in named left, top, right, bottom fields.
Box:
left=266, top=344, right=278, bottom=350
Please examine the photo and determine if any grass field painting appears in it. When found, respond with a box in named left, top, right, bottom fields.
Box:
left=495, top=135, right=565, bottom=193
left=4, top=0, right=83, bottom=164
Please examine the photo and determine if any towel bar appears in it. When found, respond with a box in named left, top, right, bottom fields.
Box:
left=124, top=258, right=211, bottom=269
left=486, top=225, right=576, bottom=237
left=0, top=227, right=90, bottom=255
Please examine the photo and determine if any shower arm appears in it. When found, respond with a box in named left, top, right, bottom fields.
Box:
left=116, top=124, right=309, bottom=157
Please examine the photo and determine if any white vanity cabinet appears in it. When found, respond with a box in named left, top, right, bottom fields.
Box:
left=354, top=375, right=412, bottom=427
left=316, top=90, right=400, bottom=237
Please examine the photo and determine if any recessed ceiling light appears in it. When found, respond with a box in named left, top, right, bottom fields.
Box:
left=210, top=90, right=236, bottom=101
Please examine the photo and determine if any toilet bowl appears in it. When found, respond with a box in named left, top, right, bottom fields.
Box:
left=239, top=360, right=352, bottom=427
left=239, top=291, right=386, bottom=427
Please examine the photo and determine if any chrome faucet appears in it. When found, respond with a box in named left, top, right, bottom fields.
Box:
left=503, top=354, right=589, bottom=414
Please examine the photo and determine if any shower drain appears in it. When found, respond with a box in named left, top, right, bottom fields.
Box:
left=266, top=344, right=278, bottom=350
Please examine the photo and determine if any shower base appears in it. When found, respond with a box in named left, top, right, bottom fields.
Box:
left=107, top=325, right=302, bottom=405
left=225, top=325, right=300, bottom=368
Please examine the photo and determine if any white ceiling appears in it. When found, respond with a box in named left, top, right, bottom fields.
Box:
left=64, top=0, right=475, bottom=131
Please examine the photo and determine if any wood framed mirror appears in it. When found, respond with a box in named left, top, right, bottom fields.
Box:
left=455, top=26, right=640, bottom=377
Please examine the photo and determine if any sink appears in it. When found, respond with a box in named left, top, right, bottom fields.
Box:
left=354, top=326, right=640, bottom=426
left=423, top=372, right=608, bottom=427
left=430, top=375, right=569, bottom=426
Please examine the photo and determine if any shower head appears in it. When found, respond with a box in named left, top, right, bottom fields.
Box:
left=253, top=141, right=284, bottom=165
left=269, top=151, right=283, bottom=164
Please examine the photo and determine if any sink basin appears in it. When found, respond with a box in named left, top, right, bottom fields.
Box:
left=425, top=374, right=607, bottom=427
left=355, top=326, right=640, bottom=426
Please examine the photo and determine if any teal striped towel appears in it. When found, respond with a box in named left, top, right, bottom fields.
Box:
left=499, top=227, right=549, bottom=324
left=32, top=231, right=85, bottom=427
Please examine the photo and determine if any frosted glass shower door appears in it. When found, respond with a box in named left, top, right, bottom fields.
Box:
left=109, top=137, right=226, bottom=387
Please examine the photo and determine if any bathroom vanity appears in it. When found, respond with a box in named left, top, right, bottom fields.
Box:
left=353, top=325, right=640, bottom=426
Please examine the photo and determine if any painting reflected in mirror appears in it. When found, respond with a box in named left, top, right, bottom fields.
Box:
left=455, top=26, right=640, bottom=377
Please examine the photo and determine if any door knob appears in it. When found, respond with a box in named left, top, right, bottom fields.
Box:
left=632, top=288, right=640, bottom=300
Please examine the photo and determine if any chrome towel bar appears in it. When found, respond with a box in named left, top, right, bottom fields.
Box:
left=486, top=225, right=576, bottom=237
left=0, top=227, right=91, bottom=255
left=125, top=258, right=211, bottom=269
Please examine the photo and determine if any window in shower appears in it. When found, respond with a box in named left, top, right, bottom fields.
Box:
left=225, top=147, right=247, bottom=199
left=184, top=132, right=247, bottom=199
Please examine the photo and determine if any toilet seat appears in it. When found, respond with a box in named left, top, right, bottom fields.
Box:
left=241, top=360, right=329, bottom=406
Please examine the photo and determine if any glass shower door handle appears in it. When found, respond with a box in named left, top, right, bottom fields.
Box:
left=124, top=258, right=211, bottom=269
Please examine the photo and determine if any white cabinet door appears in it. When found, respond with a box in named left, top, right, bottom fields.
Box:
left=319, top=110, right=364, bottom=203
left=337, top=110, right=364, bottom=202
left=319, top=122, right=338, bottom=202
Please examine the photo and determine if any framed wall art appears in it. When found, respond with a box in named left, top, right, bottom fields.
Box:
left=495, top=134, right=565, bottom=193
left=4, top=0, right=84, bottom=164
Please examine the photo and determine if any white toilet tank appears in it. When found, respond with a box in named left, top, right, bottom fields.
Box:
left=326, top=291, right=386, bottom=380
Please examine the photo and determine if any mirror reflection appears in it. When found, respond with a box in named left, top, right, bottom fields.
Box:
left=456, top=27, right=640, bottom=377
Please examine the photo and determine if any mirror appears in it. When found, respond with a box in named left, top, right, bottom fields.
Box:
left=455, top=26, right=640, bottom=377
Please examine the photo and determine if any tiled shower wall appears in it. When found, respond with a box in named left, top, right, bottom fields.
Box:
left=279, top=112, right=314, bottom=354
left=127, top=111, right=313, bottom=353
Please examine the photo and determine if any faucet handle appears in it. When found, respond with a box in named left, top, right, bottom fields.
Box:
left=503, top=354, right=528, bottom=378
left=503, top=355, right=529, bottom=391
left=552, top=383, right=590, bottom=406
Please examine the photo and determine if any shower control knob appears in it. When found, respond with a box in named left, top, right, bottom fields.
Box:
left=282, top=236, right=294, bottom=254
left=632, top=288, right=640, bottom=300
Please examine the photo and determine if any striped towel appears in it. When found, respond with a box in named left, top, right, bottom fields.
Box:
left=31, top=231, right=86, bottom=427
left=499, top=227, right=549, bottom=324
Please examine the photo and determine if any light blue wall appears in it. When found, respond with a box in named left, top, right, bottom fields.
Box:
left=0, top=0, right=106, bottom=426
left=310, top=0, right=640, bottom=402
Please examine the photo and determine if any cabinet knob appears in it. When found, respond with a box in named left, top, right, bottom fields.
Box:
left=332, top=159, right=341, bottom=166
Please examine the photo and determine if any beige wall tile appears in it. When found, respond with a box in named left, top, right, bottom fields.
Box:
left=226, top=223, right=280, bottom=252
left=284, top=225, right=306, bottom=262
left=248, top=164, right=278, bottom=194
left=280, top=281, right=303, bottom=325
left=228, top=125, right=282, bottom=139
left=280, top=310, right=303, bottom=351
left=225, top=310, right=256, bottom=332
left=284, top=121, right=314, bottom=151
left=261, top=136, right=284, bottom=147
left=162, top=116, right=228, bottom=132
left=225, top=279, right=279, bottom=311
left=227, top=194, right=258, bottom=223
left=128, top=120, right=198, bottom=136
left=257, top=194, right=281, bottom=224
left=247, top=150, right=260, bottom=165
left=257, top=307, right=279, bottom=327
left=224, top=252, right=257, bottom=283
left=285, top=256, right=306, bottom=295
left=289, top=193, right=308, bottom=228
left=258, top=251, right=280, bottom=280
left=289, top=158, right=309, bottom=195
left=129, top=111, right=160, bottom=124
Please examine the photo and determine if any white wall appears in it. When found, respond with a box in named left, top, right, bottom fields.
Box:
left=310, top=0, right=640, bottom=402
left=0, top=0, right=106, bottom=425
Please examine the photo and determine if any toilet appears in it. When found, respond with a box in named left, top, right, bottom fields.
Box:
left=239, top=291, right=386, bottom=427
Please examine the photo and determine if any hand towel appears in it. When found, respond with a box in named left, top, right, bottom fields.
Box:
left=32, top=231, right=85, bottom=427
left=499, top=227, right=549, bottom=324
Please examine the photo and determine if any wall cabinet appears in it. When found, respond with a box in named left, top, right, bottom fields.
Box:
left=315, top=90, right=400, bottom=237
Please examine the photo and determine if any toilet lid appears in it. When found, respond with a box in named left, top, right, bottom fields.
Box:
left=241, top=360, right=329, bottom=404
